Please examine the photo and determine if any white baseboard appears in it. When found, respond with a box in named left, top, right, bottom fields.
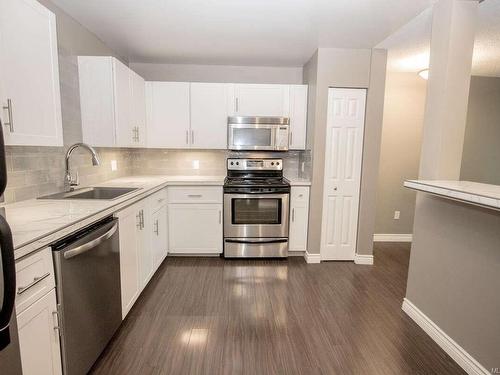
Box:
left=373, top=233, right=413, bottom=242
left=402, top=298, right=489, bottom=375
left=354, top=253, right=374, bottom=265
left=304, top=251, right=321, bottom=264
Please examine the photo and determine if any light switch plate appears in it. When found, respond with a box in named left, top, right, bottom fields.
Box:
left=394, top=211, right=400, bottom=220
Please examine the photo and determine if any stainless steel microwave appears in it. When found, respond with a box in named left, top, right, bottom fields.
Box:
left=227, top=116, right=289, bottom=151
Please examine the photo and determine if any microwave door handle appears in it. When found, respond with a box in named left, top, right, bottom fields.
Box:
left=0, top=215, right=15, bottom=350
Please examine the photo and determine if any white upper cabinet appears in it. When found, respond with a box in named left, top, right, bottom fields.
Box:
left=113, top=59, right=133, bottom=147
left=288, top=85, right=308, bottom=150
left=78, top=56, right=116, bottom=147
left=130, top=71, right=146, bottom=147
left=145, top=82, right=190, bottom=148
left=190, top=83, right=232, bottom=149
left=233, top=84, right=290, bottom=117
left=0, top=0, right=63, bottom=146
left=78, top=56, right=146, bottom=148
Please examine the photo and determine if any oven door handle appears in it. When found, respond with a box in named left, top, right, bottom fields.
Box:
left=225, top=239, right=288, bottom=244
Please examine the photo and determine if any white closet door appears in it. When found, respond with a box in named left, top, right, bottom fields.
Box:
left=146, top=82, right=190, bottom=148
left=0, top=0, right=63, bottom=146
left=321, top=88, right=366, bottom=261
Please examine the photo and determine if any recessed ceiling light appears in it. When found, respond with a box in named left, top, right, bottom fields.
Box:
left=418, top=69, right=429, bottom=80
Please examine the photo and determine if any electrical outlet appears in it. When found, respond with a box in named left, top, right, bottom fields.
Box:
left=394, top=211, right=400, bottom=220
left=110, top=160, right=118, bottom=171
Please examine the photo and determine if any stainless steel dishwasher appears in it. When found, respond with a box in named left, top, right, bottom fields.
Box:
left=52, top=216, right=121, bottom=375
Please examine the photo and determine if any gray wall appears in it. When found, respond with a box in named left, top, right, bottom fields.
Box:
left=406, top=194, right=500, bottom=370
left=303, top=48, right=387, bottom=256
left=375, top=72, right=426, bottom=234
left=461, top=75, right=500, bottom=185
left=130, top=62, right=303, bottom=84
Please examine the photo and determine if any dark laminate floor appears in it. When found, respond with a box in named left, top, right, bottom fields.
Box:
left=90, top=243, right=466, bottom=375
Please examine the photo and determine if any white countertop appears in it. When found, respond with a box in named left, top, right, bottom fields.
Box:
left=4, top=175, right=225, bottom=259
left=404, top=180, right=500, bottom=211
left=285, top=177, right=311, bottom=186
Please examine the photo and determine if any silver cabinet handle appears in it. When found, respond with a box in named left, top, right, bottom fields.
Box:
left=139, top=210, right=145, bottom=230
left=187, top=194, right=202, bottom=198
left=191, top=130, right=194, bottom=145
left=186, top=130, right=189, bottom=145
left=290, top=131, right=293, bottom=146
left=64, top=223, right=118, bottom=259
left=137, top=127, right=140, bottom=142
left=136, top=212, right=141, bottom=229
left=292, top=208, right=295, bottom=222
left=52, top=310, right=61, bottom=335
left=219, top=210, right=222, bottom=224
left=235, top=97, right=239, bottom=112
left=154, top=219, right=159, bottom=235
left=333, top=187, right=338, bottom=191
left=17, top=272, right=51, bottom=294
left=3, top=98, right=14, bottom=132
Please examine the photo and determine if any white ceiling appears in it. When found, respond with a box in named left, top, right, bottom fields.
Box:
left=50, top=0, right=436, bottom=66
left=378, top=0, right=500, bottom=77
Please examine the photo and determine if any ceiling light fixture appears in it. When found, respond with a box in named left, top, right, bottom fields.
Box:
left=418, top=69, right=429, bottom=80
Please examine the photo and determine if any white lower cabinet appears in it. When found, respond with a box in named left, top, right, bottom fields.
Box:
left=17, top=289, right=62, bottom=375
left=289, top=186, right=310, bottom=252
left=168, top=203, right=222, bottom=254
left=151, top=204, right=168, bottom=269
left=116, top=201, right=144, bottom=318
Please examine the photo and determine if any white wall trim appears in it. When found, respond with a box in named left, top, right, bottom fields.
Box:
left=354, top=253, right=374, bottom=265
left=373, top=233, right=413, bottom=242
left=304, top=251, right=321, bottom=264
left=402, top=298, right=490, bottom=375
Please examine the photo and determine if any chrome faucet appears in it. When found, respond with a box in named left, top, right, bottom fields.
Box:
left=64, top=143, right=100, bottom=191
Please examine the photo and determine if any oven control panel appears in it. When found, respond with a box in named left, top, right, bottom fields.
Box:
left=227, top=158, right=283, bottom=171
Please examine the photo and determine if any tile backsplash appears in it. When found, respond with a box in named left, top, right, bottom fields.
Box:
left=3, top=146, right=311, bottom=204
left=3, top=146, right=134, bottom=204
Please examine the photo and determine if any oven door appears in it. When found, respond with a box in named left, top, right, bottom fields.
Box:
left=224, top=193, right=289, bottom=238
left=227, top=124, right=277, bottom=151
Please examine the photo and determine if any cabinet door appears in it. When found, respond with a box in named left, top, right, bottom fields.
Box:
left=130, top=70, right=146, bottom=147
left=190, top=83, right=231, bottom=149
left=234, top=84, right=289, bottom=117
left=17, top=289, right=62, bottom=375
left=117, top=206, right=141, bottom=318
left=289, top=187, right=310, bottom=252
left=168, top=203, right=222, bottom=254
left=78, top=56, right=116, bottom=147
left=289, top=85, right=308, bottom=150
left=0, top=0, right=63, bottom=146
left=138, top=203, right=154, bottom=289
left=151, top=205, right=168, bottom=270
left=146, top=82, right=190, bottom=148
left=113, top=59, right=133, bottom=147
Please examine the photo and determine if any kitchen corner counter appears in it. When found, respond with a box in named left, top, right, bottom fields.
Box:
left=4, top=175, right=225, bottom=260
left=285, top=177, right=312, bottom=186
left=404, top=179, right=500, bottom=211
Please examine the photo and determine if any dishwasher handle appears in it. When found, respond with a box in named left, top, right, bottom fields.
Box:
left=63, top=222, right=118, bottom=260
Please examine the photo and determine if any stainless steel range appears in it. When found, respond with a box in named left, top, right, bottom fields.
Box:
left=223, top=158, right=290, bottom=258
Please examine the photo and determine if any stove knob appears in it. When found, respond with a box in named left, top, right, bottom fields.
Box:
left=271, top=162, right=275, bottom=166
left=230, top=162, right=234, bottom=165
left=276, top=162, right=280, bottom=166
left=236, top=162, right=239, bottom=166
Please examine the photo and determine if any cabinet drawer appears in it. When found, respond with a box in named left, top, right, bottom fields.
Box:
left=15, top=248, right=55, bottom=314
left=168, top=186, right=222, bottom=204
left=148, top=188, right=168, bottom=211
left=291, top=187, right=309, bottom=203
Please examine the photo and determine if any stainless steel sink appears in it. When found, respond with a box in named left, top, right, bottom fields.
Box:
left=38, top=187, right=140, bottom=200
